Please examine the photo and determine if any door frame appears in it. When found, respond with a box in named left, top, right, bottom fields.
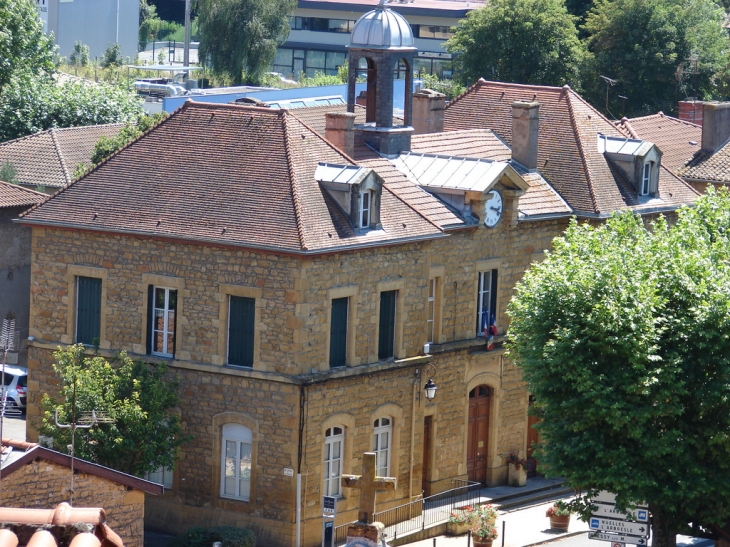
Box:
left=463, top=374, right=499, bottom=486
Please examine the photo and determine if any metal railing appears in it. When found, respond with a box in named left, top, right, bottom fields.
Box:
left=334, top=480, right=481, bottom=546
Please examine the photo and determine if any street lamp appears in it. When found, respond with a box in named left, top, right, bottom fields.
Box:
left=423, top=364, right=437, bottom=400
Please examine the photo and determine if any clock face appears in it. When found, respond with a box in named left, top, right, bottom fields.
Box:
left=484, top=190, right=503, bottom=227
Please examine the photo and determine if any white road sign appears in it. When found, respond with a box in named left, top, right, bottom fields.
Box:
left=592, top=504, right=649, bottom=523
left=589, top=532, right=648, bottom=546
left=590, top=517, right=649, bottom=537
left=593, top=491, right=648, bottom=509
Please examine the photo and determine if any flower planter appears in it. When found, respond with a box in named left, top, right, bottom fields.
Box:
left=473, top=539, right=494, bottom=547
left=508, top=462, right=527, bottom=487
left=549, top=514, right=570, bottom=531
left=447, top=521, right=471, bottom=536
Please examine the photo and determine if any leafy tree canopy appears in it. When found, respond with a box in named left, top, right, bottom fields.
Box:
left=0, top=0, right=57, bottom=92
left=507, top=191, right=730, bottom=547
left=41, top=345, right=191, bottom=477
left=0, top=74, right=144, bottom=142
left=445, top=0, right=586, bottom=88
left=196, top=0, right=296, bottom=85
left=582, top=0, right=728, bottom=117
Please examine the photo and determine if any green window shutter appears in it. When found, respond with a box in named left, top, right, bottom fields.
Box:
left=76, top=277, right=101, bottom=345
left=146, top=285, right=154, bottom=355
left=228, top=296, right=255, bottom=367
left=378, top=290, right=396, bottom=360
left=329, top=297, right=348, bottom=368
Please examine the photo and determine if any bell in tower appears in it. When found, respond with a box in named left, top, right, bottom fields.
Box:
left=346, top=0, right=416, bottom=157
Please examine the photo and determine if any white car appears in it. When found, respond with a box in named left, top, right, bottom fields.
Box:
left=1, top=365, right=27, bottom=414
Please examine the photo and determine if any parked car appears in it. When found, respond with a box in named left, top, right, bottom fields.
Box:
left=1, top=365, right=27, bottom=413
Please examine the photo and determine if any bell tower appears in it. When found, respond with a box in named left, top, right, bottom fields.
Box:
left=346, top=0, right=416, bottom=156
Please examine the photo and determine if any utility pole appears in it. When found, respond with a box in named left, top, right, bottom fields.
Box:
left=183, top=0, right=191, bottom=67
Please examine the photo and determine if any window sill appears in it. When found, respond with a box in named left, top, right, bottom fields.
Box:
left=428, top=335, right=506, bottom=355
left=220, top=494, right=250, bottom=503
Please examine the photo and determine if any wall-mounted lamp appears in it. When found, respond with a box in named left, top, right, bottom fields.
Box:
left=423, top=363, right=437, bottom=400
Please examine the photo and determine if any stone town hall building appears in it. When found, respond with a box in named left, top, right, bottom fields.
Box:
left=20, top=4, right=698, bottom=547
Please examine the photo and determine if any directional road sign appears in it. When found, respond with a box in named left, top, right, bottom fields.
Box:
left=592, top=504, right=649, bottom=523
left=589, top=532, right=648, bottom=546
left=590, top=517, right=649, bottom=537
left=593, top=491, right=648, bottom=509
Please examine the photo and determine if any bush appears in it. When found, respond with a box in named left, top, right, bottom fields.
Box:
left=167, top=526, right=255, bottom=547
left=69, top=42, right=90, bottom=67
left=101, top=43, right=122, bottom=68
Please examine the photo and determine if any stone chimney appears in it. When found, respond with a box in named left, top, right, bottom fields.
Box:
left=511, top=101, right=540, bottom=171
left=325, top=112, right=356, bottom=158
left=701, top=102, right=730, bottom=154
left=412, top=89, right=446, bottom=134
left=678, top=100, right=703, bottom=126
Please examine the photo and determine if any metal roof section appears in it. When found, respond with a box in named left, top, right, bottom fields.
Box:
left=349, top=0, right=415, bottom=49
left=390, top=152, right=521, bottom=193
left=315, top=163, right=372, bottom=187
left=267, top=96, right=346, bottom=110
left=597, top=134, right=654, bottom=159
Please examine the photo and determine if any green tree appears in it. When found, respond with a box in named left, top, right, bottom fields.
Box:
left=0, top=74, right=144, bottom=142
left=507, top=192, right=730, bottom=547
left=0, top=0, right=57, bottom=91
left=196, top=0, right=296, bottom=85
left=445, top=0, right=586, bottom=88
left=582, top=0, right=728, bottom=117
left=90, top=112, right=167, bottom=164
left=69, top=41, right=90, bottom=67
left=101, top=43, right=123, bottom=68
left=41, top=345, right=190, bottom=477
left=0, top=160, right=18, bottom=184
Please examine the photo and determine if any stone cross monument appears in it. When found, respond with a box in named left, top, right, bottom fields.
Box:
left=341, top=452, right=396, bottom=546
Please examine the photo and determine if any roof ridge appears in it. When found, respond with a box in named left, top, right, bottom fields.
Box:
left=49, top=129, right=73, bottom=185
left=565, top=89, right=601, bottom=214
left=618, top=118, right=640, bottom=139
left=443, top=78, right=483, bottom=111
left=631, top=112, right=702, bottom=129
left=477, top=79, right=566, bottom=93
left=0, top=180, right=47, bottom=197
left=281, top=113, right=309, bottom=251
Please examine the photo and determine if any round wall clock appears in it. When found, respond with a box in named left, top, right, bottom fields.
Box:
left=484, top=190, right=503, bottom=227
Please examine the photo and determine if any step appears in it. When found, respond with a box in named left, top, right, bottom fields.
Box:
left=496, top=486, right=575, bottom=511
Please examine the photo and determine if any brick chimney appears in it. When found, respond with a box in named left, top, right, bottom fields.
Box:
left=701, top=102, right=730, bottom=155
left=325, top=112, right=356, bottom=158
left=678, top=100, right=703, bottom=126
left=412, top=89, right=446, bottom=134
left=511, top=101, right=540, bottom=171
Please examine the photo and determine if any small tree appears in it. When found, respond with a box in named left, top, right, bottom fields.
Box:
left=507, top=191, right=730, bottom=547
left=90, top=112, right=167, bottom=165
left=0, top=160, right=18, bottom=184
left=69, top=42, right=90, bottom=67
left=101, top=43, right=123, bottom=68
left=41, top=345, right=190, bottom=477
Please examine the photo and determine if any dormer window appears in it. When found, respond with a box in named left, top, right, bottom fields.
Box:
left=360, top=190, right=372, bottom=228
left=598, top=135, right=662, bottom=198
left=641, top=162, right=652, bottom=195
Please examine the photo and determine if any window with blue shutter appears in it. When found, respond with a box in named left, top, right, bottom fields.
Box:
left=329, top=297, right=348, bottom=368
left=76, top=276, right=101, bottom=345
left=228, top=296, right=255, bottom=367
left=378, top=290, right=396, bottom=360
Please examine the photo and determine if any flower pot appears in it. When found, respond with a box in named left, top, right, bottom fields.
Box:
left=508, top=462, right=527, bottom=487
left=447, top=521, right=471, bottom=536
left=473, top=539, right=494, bottom=547
left=549, top=514, right=570, bottom=531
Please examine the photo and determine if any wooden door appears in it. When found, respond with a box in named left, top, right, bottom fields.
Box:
left=467, top=386, right=492, bottom=484
left=526, top=395, right=539, bottom=477
left=422, top=415, right=432, bottom=495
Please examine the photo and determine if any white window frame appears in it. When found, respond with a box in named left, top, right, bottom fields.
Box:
left=324, top=426, right=344, bottom=497
left=641, top=162, right=651, bottom=195
left=220, top=423, right=252, bottom=501
left=152, top=286, right=177, bottom=357
left=360, top=190, right=372, bottom=228
left=477, top=271, right=495, bottom=337
left=146, top=465, right=173, bottom=488
left=427, top=278, right=436, bottom=344
left=373, top=417, right=392, bottom=477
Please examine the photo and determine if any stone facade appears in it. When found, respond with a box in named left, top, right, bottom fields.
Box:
left=0, top=460, right=145, bottom=547
left=25, top=180, right=568, bottom=546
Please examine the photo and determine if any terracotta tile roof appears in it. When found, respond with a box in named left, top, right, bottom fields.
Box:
left=0, top=182, right=47, bottom=209
left=616, top=114, right=701, bottom=173
left=0, top=439, right=163, bottom=496
left=289, top=103, right=402, bottom=138
left=514, top=169, right=572, bottom=218
left=411, top=129, right=511, bottom=161
left=444, top=79, right=698, bottom=215
left=20, top=102, right=444, bottom=253
left=0, top=503, right=124, bottom=547
left=0, top=124, right=124, bottom=188
left=679, top=140, right=730, bottom=183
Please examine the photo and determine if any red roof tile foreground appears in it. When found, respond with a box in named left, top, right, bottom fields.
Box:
left=680, top=140, right=730, bottom=183
left=616, top=114, right=701, bottom=174
left=0, top=504, right=123, bottom=547
left=20, top=102, right=446, bottom=253
left=445, top=79, right=698, bottom=216
left=0, top=125, right=123, bottom=188
left=0, top=182, right=47, bottom=209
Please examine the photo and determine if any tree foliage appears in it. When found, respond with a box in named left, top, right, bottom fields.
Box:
left=0, top=74, right=144, bottom=142
left=507, top=192, right=730, bottom=547
left=68, top=42, right=90, bottom=67
left=0, top=0, right=57, bottom=92
left=196, top=0, right=296, bottom=85
left=0, top=160, right=18, bottom=184
left=89, top=112, right=167, bottom=165
left=40, top=345, right=190, bottom=477
left=582, top=0, right=728, bottom=116
left=445, top=0, right=586, bottom=88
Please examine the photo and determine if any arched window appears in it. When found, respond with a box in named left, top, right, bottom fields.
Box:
left=324, top=426, right=344, bottom=496
left=220, top=423, right=252, bottom=501
left=373, top=417, right=392, bottom=476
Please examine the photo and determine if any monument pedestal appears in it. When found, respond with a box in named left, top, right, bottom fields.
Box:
left=346, top=521, right=385, bottom=547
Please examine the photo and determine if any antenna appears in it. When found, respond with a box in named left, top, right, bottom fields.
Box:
left=599, top=75, right=619, bottom=117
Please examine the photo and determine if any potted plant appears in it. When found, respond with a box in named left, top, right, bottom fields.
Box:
left=447, top=505, right=474, bottom=536
left=470, top=504, right=499, bottom=547
left=546, top=501, right=571, bottom=531
left=506, top=452, right=527, bottom=486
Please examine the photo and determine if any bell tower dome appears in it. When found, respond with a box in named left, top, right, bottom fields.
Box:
left=346, top=0, right=416, bottom=156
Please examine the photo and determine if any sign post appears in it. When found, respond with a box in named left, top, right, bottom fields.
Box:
left=322, top=495, right=337, bottom=547
left=588, top=491, right=650, bottom=546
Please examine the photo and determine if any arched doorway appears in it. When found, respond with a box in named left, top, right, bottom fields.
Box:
left=467, top=385, right=492, bottom=484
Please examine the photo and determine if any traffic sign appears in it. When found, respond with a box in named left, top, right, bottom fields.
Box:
left=592, top=504, right=649, bottom=523
left=322, top=496, right=336, bottom=515
left=589, top=532, right=648, bottom=546
left=593, top=491, right=648, bottom=509
left=590, top=517, right=649, bottom=537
